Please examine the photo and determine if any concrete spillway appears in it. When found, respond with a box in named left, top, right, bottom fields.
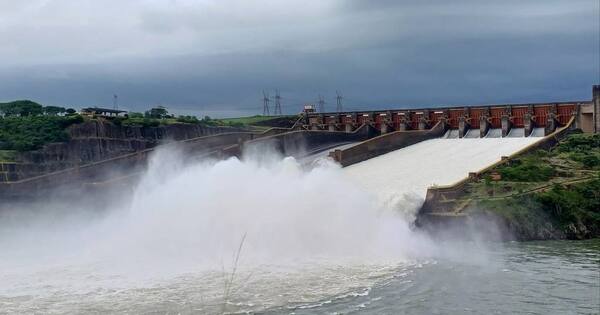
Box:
left=342, top=136, right=542, bottom=212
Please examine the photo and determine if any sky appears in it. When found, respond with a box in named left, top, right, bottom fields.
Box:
left=0, top=0, right=599, bottom=117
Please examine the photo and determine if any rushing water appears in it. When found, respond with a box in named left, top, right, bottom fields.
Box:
left=0, top=137, right=598, bottom=314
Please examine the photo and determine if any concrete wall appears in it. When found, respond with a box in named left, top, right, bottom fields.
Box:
left=580, top=103, right=595, bottom=134
left=241, top=123, right=377, bottom=158
left=330, top=121, right=446, bottom=167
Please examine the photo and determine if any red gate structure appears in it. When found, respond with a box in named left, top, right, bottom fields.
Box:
left=557, top=104, right=575, bottom=125
left=430, top=111, right=444, bottom=126
left=511, top=107, right=528, bottom=127
left=489, top=107, right=504, bottom=128
left=392, top=113, right=402, bottom=130
left=534, top=106, right=550, bottom=126
left=469, top=108, right=483, bottom=128
left=302, top=98, right=591, bottom=133
left=447, top=109, right=462, bottom=129
left=374, top=114, right=385, bottom=130
left=357, top=113, right=370, bottom=125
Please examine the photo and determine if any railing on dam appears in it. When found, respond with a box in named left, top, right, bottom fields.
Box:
left=302, top=99, right=592, bottom=137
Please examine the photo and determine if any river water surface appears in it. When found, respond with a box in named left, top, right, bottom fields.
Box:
left=1, top=240, right=597, bottom=314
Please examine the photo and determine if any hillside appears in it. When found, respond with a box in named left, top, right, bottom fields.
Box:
left=459, top=133, right=600, bottom=240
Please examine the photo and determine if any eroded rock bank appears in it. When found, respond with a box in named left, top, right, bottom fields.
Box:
left=2, top=120, right=244, bottom=181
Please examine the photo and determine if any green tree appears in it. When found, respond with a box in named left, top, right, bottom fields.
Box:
left=0, top=115, right=83, bottom=151
left=145, top=106, right=169, bottom=119
left=43, top=106, right=67, bottom=116
left=0, top=100, right=43, bottom=117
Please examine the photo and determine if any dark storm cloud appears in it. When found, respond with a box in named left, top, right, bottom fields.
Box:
left=0, top=0, right=598, bottom=117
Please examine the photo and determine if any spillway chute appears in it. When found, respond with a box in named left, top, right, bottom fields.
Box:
left=484, top=128, right=502, bottom=138
left=529, top=127, right=545, bottom=137
left=442, top=129, right=460, bottom=139
left=506, top=127, right=525, bottom=137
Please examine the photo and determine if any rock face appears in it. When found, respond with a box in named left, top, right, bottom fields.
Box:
left=5, top=120, right=243, bottom=180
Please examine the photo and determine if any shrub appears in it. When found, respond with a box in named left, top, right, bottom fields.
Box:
left=121, top=117, right=160, bottom=127
left=536, top=178, right=600, bottom=238
left=497, top=158, right=554, bottom=182
left=176, top=115, right=200, bottom=124
left=556, top=134, right=600, bottom=153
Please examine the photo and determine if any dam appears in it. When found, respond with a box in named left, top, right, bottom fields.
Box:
left=0, top=86, right=598, bottom=314
left=0, top=85, right=598, bottom=201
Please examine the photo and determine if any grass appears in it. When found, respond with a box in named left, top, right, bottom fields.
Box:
left=216, top=115, right=279, bottom=125
left=211, top=115, right=298, bottom=128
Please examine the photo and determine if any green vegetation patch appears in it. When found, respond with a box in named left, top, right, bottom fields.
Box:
left=536, top=178, right=600, bottom=238
left=477, top=196, right=560, bottom=240
left=492, top=133, right=600, bottom=182
left=216, top=115, right=279, bottom=125
left=0, top=115, right=83, bottom=151
left=496, top=156, right=555, bottom=182
left=212, top=115, right=298, bottom=128
left=0, top=150, right=17, bottom=162
left=479, top=177, right=600, bottom=240
left=118, top=108, right=201, bottom=127
left=470, top=133, right=600, bottom=239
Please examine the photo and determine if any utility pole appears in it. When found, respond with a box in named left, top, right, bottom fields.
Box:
left=336, top=90, right=343, bottom=112
left=318, top=95, right=326, bottom=113
left=274, top=89, right=282, bottom=116
left=113, top=94, right=118, bottom=110
left=262, top=90, right=271, bottom=116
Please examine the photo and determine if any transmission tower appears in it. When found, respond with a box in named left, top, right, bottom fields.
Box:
left=318, top=95, right=326, bottom=113
left=274, top=89, right=282, bottom=115
left=113, top=94, right=118, bottom=110
left=335, top=90, right=343, bottom=112
left=262, top=90, right=271, bottom=116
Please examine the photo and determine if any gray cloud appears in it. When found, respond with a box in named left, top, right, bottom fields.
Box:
left=0, top=0, right=598, bottom=116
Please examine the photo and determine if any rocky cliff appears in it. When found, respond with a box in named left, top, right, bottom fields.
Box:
left=3, top=119, right=244, bottom=180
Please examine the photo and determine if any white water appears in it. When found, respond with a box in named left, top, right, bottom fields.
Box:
left=0, top=135, right=543, bottom=313
left=343, top=136, right=542, bottom=220
left=0, top=148, right=434, bottom=313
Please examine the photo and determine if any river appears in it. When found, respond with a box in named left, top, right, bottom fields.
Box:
left=1, top=239, right=597, bottom=314
left=0, top=138, right=598, bottom=314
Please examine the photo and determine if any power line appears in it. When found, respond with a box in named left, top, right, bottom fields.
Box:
left=336, top=90, right=343, bottom=112
left=318, top=94, right=326, bottom=113
left=274, top=89, right=282, bottom=115
left=262, top=90, right=271, bottom=116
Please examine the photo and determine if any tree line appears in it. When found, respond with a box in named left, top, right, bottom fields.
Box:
left=0, top=100, right=77, bottom=117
